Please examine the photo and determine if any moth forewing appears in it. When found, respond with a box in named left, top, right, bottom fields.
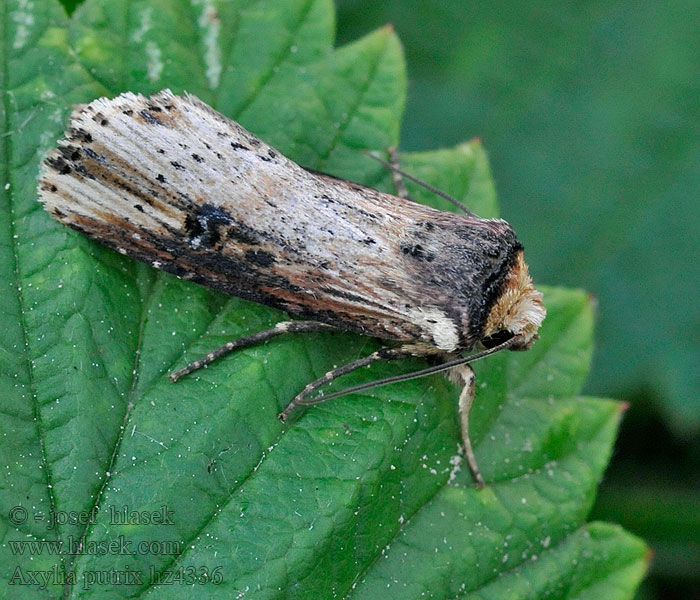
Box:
left=38, top=89, right=546, bottom=487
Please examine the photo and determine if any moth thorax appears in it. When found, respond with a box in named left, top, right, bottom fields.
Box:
left=482, top=251, right=546, bottom=350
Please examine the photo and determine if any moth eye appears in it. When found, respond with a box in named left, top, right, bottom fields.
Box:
left=481, top=330, right=514, bottom=349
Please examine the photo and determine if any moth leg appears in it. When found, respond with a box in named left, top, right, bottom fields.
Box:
left=278, top=346, right=412, bottom=422
left=450, top=364, right=485, bottom=489
left=387, top=146, right=412, bottom=201
left=170, top=320, right=336, bottom=382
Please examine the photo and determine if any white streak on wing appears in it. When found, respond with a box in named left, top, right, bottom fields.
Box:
left=40, top=94, right=185, bottom=232
left=407, top=308, right=459, bottom=351
left=319, top=286, right=460, bottom=350
left=193, top=0, right=222, bottom=89
left=42, top=161, right=181, bottom=234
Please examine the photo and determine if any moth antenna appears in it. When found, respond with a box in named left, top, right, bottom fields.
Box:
left=362, top=150, right=476, bottom=216
left=306, top=335, right=521, bottom=404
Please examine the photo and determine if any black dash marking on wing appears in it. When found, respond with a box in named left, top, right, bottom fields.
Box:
left=245, top=249, right=276, bottom=268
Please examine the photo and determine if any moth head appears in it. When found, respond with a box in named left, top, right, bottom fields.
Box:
left=481, top=251, right=546, bottom=351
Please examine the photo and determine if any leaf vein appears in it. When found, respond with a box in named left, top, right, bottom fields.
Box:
left=315, top=32, right=389, bottom=169
left=1, top=0, right=68, bottom=585
left=234, top=0, right=317, bottom=119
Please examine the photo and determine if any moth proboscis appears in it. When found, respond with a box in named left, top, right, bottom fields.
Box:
left=38, top=89, right=546, bottom=488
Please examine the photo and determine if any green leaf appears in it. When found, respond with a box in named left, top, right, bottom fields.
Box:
left=1, top=0, right=646, bottom=598
left=352, top=522, right=648, bottom=600
left=402, top=141, right=498, bottom=218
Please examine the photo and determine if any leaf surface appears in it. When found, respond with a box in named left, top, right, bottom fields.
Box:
left=0, top=1, right=646, bottom=597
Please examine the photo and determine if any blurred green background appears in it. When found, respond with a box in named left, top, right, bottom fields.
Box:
left=58, top=0, right=700, bottom=597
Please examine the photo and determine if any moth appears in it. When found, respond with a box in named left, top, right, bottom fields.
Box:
left=38, top=89, right=546, bottom=487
